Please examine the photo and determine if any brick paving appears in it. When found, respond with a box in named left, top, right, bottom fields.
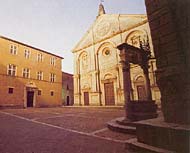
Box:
left=0, top=107, right=134, bottom=153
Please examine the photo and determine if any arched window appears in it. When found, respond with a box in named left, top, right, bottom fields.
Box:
left=82, top=53, right=88, bottom=68
left=79, top=51, right=88, bottom=72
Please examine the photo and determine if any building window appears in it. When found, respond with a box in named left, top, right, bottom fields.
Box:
left=50, top=57, right=56, bottom=66
left=7, top=64, right=17, bottom=76
left=22, top=68, right=30, bottom=78
left=10, top=45, right=17, bottom=55
left=37, top=71, right=43, bottom=80
left=8, top=88, right=14, bottom=94
left=37, top=53, right=43, bottom=62
left=38, top=90, right=42, bottom=95
left=50, top=91, right=54, bottom=96
left=50, top=73, right=56, bottom=82
left=105, top=50, right=110, bottom=55
left=24, top=49, right=30, bottom=59
left=103, top=48, right=111, bottom=56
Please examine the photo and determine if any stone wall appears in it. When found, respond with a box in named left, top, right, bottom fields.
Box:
left=145, top=0, right=190, bottom=124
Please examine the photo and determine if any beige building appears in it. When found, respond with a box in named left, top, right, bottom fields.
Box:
left=72, top=4, right=160, bottom=106
left=0, top=36, right=63, bottom=108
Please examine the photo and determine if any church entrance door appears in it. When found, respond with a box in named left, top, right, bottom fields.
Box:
left=84, top=92, right=89, bottom=105
left=104, top=82, right=115, bottom=105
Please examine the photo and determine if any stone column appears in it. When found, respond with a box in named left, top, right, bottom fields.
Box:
left=73, top=74, right=81, bottom=106
left=118, top=47, right=132, bottom=118
left=73, top=75, right=78, bottom=93
left=142, top=64, right=152, bottom=101
left=96, top=53, right=102, bottom=106
left=78, top=74, right=81, bottom=106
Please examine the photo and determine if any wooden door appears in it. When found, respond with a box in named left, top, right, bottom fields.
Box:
left=104, top=82, right=115, bottom=105
left=66, top=96, right=70, bottom=105
left=137, top=85, right=146, bottom=100
left=27, top=91, right=34, bottom=107
left=84, top=92, right=89, bottom=105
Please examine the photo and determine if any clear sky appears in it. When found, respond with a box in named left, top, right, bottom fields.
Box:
left=0, top=0, right=146, bottom=74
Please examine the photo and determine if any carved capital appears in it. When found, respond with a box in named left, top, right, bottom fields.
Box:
left=119, top=61, right=130, bottom=72
left=119, top=53, right=128, bottom=62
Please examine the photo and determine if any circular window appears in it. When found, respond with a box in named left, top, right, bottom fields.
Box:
left=105, top=50, right=110, bottom=55
left=103, top=48, right=111, bottom=56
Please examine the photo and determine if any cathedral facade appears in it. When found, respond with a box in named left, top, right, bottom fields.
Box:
left=72, top=4, right=160, bottom=106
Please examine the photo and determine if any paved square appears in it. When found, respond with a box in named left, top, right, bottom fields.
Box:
left=0, top=107, right=135, bottom=153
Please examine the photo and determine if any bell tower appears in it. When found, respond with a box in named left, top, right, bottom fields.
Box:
left=98, top=1, right=106, bottom=16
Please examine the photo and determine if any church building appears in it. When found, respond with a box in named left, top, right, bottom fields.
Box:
left=72, top=4, right=160, bottom=106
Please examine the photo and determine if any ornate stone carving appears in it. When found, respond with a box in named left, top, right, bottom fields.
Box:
left=95, top=20, right=111, bottom=38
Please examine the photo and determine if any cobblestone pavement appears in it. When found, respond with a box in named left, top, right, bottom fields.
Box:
left=0, top=107, right=135, bottom=153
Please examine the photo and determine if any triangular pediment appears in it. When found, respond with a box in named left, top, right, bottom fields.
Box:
left=72, top=14, right=147, bottom=52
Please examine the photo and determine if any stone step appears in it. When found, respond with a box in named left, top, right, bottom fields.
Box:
left=115, top=117, right=137, bottom=127
left=107, top=119, right=136, bottom=135
left=127, top=112, right=158, bottom=121
left=125, top=138, right=174, bottom=153
left=135, top=117, right=190, bottom=152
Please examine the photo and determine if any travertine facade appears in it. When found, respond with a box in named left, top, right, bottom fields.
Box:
left=72, top=4, right=160, bottom=106
left=0, top=36, right=63, bottom=108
